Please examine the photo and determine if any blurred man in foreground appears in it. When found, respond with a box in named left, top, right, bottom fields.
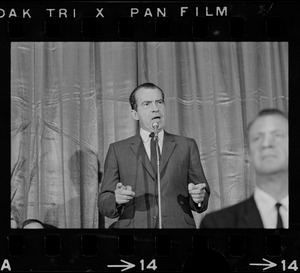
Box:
left=201, top=109, right=288, bottom=228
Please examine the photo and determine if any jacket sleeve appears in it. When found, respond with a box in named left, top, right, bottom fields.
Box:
left=98, top=144, right=124, bottom=218
left=188, top=139, right=210, bottom=213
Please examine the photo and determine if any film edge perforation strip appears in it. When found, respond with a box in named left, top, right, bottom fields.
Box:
left=2, top=1, right=300, bottom=272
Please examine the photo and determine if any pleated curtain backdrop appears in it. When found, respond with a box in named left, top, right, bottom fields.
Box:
left=11, top=42, right=288, bottom=228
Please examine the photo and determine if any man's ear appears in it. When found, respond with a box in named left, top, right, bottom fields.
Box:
left=131, top=109, right=139, bottom=121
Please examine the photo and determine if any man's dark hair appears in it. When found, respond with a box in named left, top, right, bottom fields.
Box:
left=21, top=219, right=44, bottom=228
left=247, top=108, right=288, bottom=133
left=129, top=82, right=165, bottom=111
left=21, top=218, right=58, bottom=229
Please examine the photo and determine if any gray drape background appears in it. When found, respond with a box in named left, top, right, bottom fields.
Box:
left=11, top=42, right=288, bottom=228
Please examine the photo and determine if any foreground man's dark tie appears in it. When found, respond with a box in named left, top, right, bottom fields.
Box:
left=275, top=202, right=284, bottom=229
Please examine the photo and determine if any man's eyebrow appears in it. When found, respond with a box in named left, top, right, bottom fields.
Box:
left=141, top=99, right=163, bottom=104
left=272, top=129, right=286, bottom=134
left=251, top=129, right=286, bottom=135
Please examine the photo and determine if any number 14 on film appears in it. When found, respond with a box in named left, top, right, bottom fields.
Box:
left=140, top=259, right=157, bottom=271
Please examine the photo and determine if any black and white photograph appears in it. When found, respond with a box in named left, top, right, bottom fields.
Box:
left=10, top=41, right=288, bottom=229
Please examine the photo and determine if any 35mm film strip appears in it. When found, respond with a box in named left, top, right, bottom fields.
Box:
left=0, top=2, right=294, bottom=40
left=1, top=1, right=300, bottom=272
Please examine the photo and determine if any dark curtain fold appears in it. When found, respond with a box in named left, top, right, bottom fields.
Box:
left=11, top=42, right=288, bottom=228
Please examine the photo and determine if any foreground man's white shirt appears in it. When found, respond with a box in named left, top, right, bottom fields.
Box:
left=254, top=186, right=288, bottom=228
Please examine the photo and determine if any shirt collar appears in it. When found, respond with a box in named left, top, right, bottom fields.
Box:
left=280, top=195, right=289, bottom=210
left=140, top=127, right=164, bottom=143
left=254, top=186, right=289, bottom=210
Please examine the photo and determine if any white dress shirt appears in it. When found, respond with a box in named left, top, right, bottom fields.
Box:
left=140, top=128, right=164, bottom=160
left=254, top=186, right=289, bottom=228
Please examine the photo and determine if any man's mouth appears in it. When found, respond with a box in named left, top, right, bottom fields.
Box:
left=262, top=154, right=277, bottom=160
left=152, top=116, right=161, bottom=121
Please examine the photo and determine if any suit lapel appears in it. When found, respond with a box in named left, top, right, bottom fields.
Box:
left=129, top=134, right=156, bottom=180
left=240, top=196, right=264, bottom=228
left=160, top=132, right=176, bottom=175
left=129, top=132, right=176, bottom=180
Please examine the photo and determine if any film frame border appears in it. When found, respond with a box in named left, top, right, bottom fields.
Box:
left=2, top=0, right=299, bottom=272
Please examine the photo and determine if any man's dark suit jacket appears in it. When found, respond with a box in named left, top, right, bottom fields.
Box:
left=98, top=131, right=210, bottom=228
left=200, top=195, right=264, bottom=228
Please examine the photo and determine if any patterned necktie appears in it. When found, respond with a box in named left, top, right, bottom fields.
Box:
left=275, top=203, right=284, bottom=229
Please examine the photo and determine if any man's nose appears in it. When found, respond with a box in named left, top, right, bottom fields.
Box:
left=151, top=102, right=159, bottom=111
left=262, top=134, right=274, bottom=148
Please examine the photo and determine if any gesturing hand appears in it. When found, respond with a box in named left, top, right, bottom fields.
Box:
left=188, top=183, right=206, bottom=207
left=114, top=182, right=135, bottom=205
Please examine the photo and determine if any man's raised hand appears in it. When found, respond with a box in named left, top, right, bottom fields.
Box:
left=114, top=182, right=135, bottom=205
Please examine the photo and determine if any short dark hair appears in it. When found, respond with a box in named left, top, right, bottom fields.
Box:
left=247, top=108, right=288, bottom=133
left=21, top=219, right=58, bottom=229
left=129, top=82, right=165, bottom=111
left=21, top=219, right=44, bottom=229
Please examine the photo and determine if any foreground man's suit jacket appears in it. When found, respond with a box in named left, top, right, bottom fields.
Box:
left=200, top=196, right=265, bottom=228
left=98, top=131, right=210, bottom=228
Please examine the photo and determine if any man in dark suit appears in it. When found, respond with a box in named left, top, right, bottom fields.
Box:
left=200, top=109, right=288, bottom=228
left=98, top=83, right=210, bottom=228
